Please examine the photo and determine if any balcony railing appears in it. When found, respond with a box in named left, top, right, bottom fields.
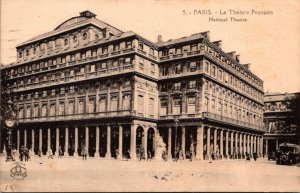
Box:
left=202, top=112, right=263, bottom=131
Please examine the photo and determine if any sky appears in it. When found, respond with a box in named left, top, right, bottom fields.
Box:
left=1, top=0, right=299, bottom=93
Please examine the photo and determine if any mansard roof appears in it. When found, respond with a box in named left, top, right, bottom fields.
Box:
left=17, top=11, right=123, bottom=48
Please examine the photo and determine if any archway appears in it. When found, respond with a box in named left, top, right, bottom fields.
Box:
left=147, top=128, right=155, bottom=159
left=136, top=126, right=144, bottom=160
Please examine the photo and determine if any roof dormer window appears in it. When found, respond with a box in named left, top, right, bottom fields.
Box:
left=73, top=35, right=77, bottom=42
left=83, top=33, right=87, bottom=40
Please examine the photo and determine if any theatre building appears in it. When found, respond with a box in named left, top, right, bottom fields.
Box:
left=1, top=11, right=265, bottom=160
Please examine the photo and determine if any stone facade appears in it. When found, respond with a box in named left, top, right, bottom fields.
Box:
left=1, top=11, right=265, bottom=160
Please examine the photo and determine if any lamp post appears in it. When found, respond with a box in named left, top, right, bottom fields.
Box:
left=5, top=99, right=16, bottom=162
left=174, top=118, right=179, bottom=158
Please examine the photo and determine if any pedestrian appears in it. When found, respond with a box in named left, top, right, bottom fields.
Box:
left=58, top=146, right=62, bottom=158
left=147, top=150, right=152, bottom=161
left=82, top=147, right=87, bottom=160
left=245, top=152, right=250, bottom=161
left=139, top=147, right=144, bottom=161
left=115, top=148, right=119, bottom=159
left=178, top=148, right=184, bottom=161
left=12, top=148, right=17, bottom=160
left=190, top=144, right=194, bottom=162
left=24, top=148, right=29, bottom=162
left=253, top=152, right=257, bottom=161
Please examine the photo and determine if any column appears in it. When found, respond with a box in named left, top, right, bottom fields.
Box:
left=196, top=125, right=204, bottom=160
left=95, top=126, right=100, bottom=157
left=260, top=137, right=264, bottom=157
left=24, top=129, right=27, bottom=148
left=213, top=128, right=217, bottom=154
left=47, top=128, right=51, bottom=155
left=276, top=140, right=279, bottom=150
left=247, top=134, right=250, bottom=154
left=239, top=133, right=243, bottom=156
left=182, top=127, right=186, bottom=160
left=75, top=127, right=78, bottom=157
left=106, top=125, right=111, bottom=158
left=17, top=129, right=20, bottom=152
left=144, top=127, right=148, bottom=160
left=225, top=130, right=229, bottom=158
left=220, top=129, right=224, bottom=158
left=250, top=135, right=253, bottom=155
left=168, top=127, right=172, bottom=160
left=253, top=136, right=259, bottom=154
left=235, top=132, right=238, bottom=158
left=207, top=127, right=211, bottom=159
left=85, top=126, right=89, bottom=157
left=39, top=128, right=42, bottom=153
left=257, top=137, right=260, bottom=155
left=130, top=124, right=136, bottom=160
left=118, top=125, right=123, bottom=160
left=31, top=129, right=35, bottom=155
left=243, top=133, right=246, bottom=154
left=265, top=139, right=268, bottom=156
left=230, top=131, right=234, bottom=158
left=56, top=128, right=59, bottom=156
left=65, top=127, right=69, bottom=157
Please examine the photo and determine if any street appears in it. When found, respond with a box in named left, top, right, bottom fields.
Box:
left=0, top=155, right=299, bottom=192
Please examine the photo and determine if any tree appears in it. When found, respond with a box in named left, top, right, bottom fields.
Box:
left=0, top=66, right=17, bottom=153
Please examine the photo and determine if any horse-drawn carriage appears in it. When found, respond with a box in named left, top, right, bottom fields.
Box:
left=275, top=143, right=300, bottom=165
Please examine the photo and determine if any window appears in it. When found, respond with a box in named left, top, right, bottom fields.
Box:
left=162, top=50, right=168, bottom=56
left=188, top=80, right=196, bottom=89
left=137, top=95, right=144, bottom=115
left=174, top=82, right=181, bottom=90
left=173, top=98, right=181, bottom=115
left=81, top=52, right=86, bottom=60
left=190, top=62, right=197, bottom=72
left=102, top=46, right=108, bottom=54
left=191, top=44, right=197, bottom=51
left=71, top=54, right=75, bottom=61
left=112, top=61, right=118, bottom=67
left=218, top=70, right=223, bottom=80
left=160, top=99, right=167, bottom=116
left=138, top=42, right=144, bottom=50
left=123, top=94, right=131, bottom=110
left=78, top=100, right=84, bottom=114
left=73, top=35, right=78, bottom=42
left=64, top=39, right=68, bottom=45
left=82, top=33, right=87, bottom=40
left=111, top=96, right=118, bottom=111
left=126, top=41, right=132, bottom=48
left=18, top=108, right=24, bottom=118
left=90, top=65, right=96, bottom=73
left=125, top=57, right=131, bottom=64
left=211, top=66, right=216, bottom=77
left=211, top=99, right=216, bottom=112
left=68, top=101, right=74, bottom=114
left=101, top=62, right=107, bottom=69
left=187, top=96, right=196, bottom=114
left=95, top=34, right=99, bottom=41
left=26, top=106, right=31, bottom=118
left=139, top=58, right=144, bottom=69
left=113, top=44, right=120, bottom=51
left=176, top=48, right=182, bottom=54
left=150, top=48, right=154, bottom=55
left=59, top=102, right=64, bottom=115
left=42, top=105, right=47, bottom=117
left=88, top=98, right=95, bottom=113
left=99, top=96, right=106, bottom=112
left=162, top=66, right=168, bottom=76
left=175, top=64, right=182, bottom=74
left=91, top=49, right=97, bottom=57
left=50, top=104, right=55, bottom=116
left=149, top=98, right=155, bottom=116
left=151, top=63, right=155, bottom=74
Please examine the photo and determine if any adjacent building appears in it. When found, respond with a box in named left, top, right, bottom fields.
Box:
left=263, top=92, right=300, bottom=155
left=1, top=11, right=265, bottom=160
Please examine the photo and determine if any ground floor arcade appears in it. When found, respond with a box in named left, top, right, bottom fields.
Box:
left=3, top=120, right=264, bottom=160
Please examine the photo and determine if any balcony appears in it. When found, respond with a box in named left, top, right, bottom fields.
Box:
left=202, top=112, right=263, bottom=131
left=19, top=110, right=134, bottom=123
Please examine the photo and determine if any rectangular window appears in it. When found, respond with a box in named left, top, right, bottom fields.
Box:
left=33, top=105, right=39, bottom=117
left=112, top=61, right=118, bottom=67
left=126, top=41, right=132, bottom=48
left=138, top=42, right=144, bottom=50
left=123, top=94, right=131, bottom=110
left=68, top=101, right=74, bottom=115
left=125, top=58, right=131, bottom=64
left=101, top=62, right=107, bottom=69
left=175, top=64, right=182, bottom=74
left=190, top=62, right=197, bottom=72
left=88, top=98, right=95, bottom=113
left=162, top=66, right=168, bottom=76
left=188, top=80, right=196, bottom=89
left=90, top=64, right=96, bottom=72
left=42, top=105, right=47, bottom=117
left=150, top=48, right=154, bottom=55
left=139, top=58, right=144, bottom=69
left=218, top=70, right=223, bottom=80
left=137, top=95, right=144, bottom=115
left=113, top=44, right=120, bottom=51
left=151, top=63, right=155, bottom=74
left=160, top=99, right=167, bottom=116
left=191, top=44, right=197, bottom=51
left=111, top=96, right=118, bottom=111
left=162, top=50, right=168, bottom=56
left=59, top=102, right=64, bottom=116
left=173, top=98, right=181, bottom=115
left=176, top=48, right=182, bottom=54
left=174, top=82, right=181, bottom=90
left=149, top=98, right=155, bottom=116
left=50, top=104, right=55, bottom=116
left=102, top=46, right=108, bottom=54
left=211, top=66, right=216, bottom=77
left=78, top=100, right=84, bottom=114
left=187, top=97, right=196, bottom=114
left=99, top=96, right=106, bottom=112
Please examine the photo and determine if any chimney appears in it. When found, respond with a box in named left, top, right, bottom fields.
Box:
left=227, top=51, right=236, bottom=58
left=236, top=54, right=240, bottom=62
left=157, top=35, right=163, bottom=43
left=243, top=63, right=251, bottom=70
left=200, top=31, right=210, bottom=41
left=212, top=40, right=222, bottom=49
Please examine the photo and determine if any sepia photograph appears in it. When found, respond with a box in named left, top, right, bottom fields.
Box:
left=0, top=0, right=299, bottom=192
